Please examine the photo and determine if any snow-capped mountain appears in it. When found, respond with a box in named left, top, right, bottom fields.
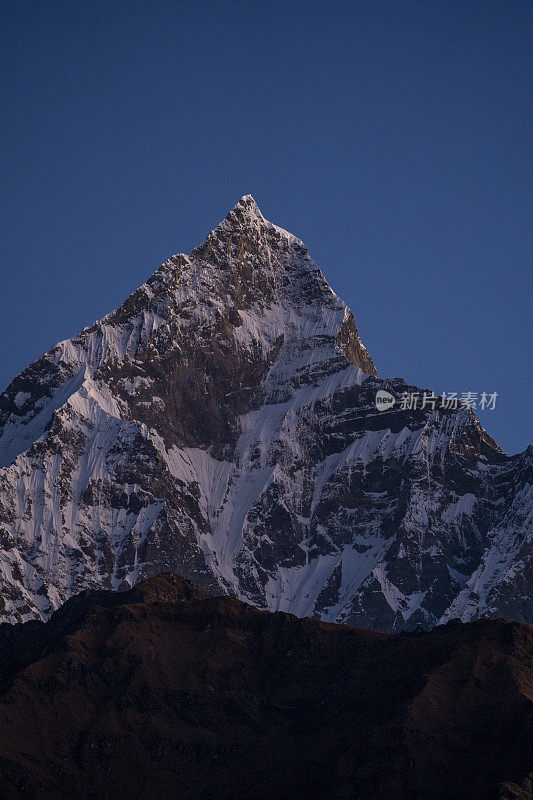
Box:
left=0, top=196, right=531, bottom=629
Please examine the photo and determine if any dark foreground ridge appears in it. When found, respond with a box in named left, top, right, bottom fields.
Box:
left=0, top=574, right=532, bottom=800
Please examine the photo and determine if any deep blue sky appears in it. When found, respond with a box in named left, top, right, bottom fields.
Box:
left=1, top=0, right=531, bottom=454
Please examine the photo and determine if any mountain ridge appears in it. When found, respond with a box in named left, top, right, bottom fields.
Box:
left=0, top=573, right=532, bottom=800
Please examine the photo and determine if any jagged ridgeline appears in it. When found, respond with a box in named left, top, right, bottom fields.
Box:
left=0, top=196, right=531, bottom=628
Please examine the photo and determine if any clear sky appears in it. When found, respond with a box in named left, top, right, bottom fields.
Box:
left=1, top=0, right=531, bottom=454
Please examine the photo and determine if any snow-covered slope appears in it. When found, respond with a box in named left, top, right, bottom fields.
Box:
left=0, top=196, right=531, bottom=629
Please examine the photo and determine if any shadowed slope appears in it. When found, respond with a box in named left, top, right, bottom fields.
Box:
left=0, top=574, right=531, bottom=800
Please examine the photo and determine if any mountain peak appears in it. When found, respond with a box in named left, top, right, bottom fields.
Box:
left=195, top=195, right=304, bottom=256
left=224, top=193, right=266, bottom=232
left=234, top=193, right=262, bottom=215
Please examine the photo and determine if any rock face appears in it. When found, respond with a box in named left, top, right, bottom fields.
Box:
left=0, top=575, right=532, bottom=800
left=0, top=196, right=531, bottom=628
